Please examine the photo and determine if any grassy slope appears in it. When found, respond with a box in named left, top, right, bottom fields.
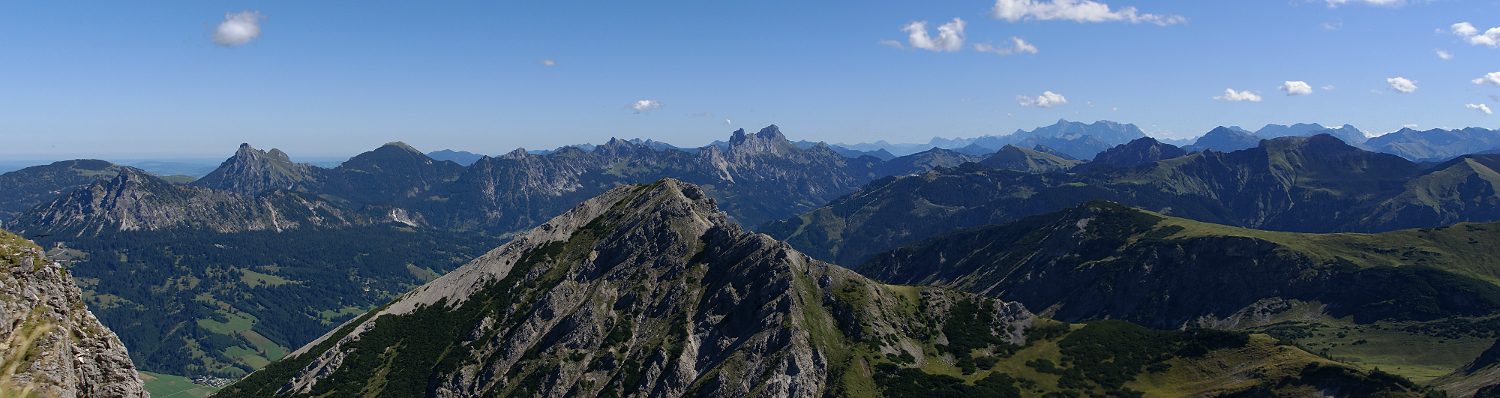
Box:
left=1157, top=212, right=1500, bottom=286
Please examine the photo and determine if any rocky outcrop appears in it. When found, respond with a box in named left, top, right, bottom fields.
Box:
left=217, top=179, right=1031, bottom=397
left=0, top=230, right=147, bottom=397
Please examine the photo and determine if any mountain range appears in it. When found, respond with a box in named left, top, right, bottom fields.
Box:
left=215, top=180, right=1428, bottom=397
left=762, top=134, right=1500, bottom=268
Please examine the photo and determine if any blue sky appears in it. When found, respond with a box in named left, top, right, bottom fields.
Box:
left=3, top=0, right=1500, bottom=161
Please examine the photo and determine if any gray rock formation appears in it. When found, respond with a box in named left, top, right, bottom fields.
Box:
left=217, top=179, right=1031, bottom=397
left=0, top=230, right=148, bottom=397
left=192, top=143, right=322, bottom=196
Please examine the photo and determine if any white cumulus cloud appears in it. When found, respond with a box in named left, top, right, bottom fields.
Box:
left=629, top=100, right=662, bottom=114
left=974, top=37, right=1039, bottom=55
left=1436, top=49, right=1453, bottom=60
left=1450, top=22, right=1500, bottom=48
left=901, top=18, right=966, bottom=52
left=1467, top=103, right=1493, bottom=115
left=1017, top=91, right=1067, bottom=107
left=212, top=11, right=264, bottom=47
left=1387, top=77, right=1418, bottom=93
left=1472, top=72, right=1500, bottom=86
left=1279, top=81, right=1313, bottom=96
left=988, top=0, right=1185, bottom=25
left=1213, top=89, right=1262, bottom=102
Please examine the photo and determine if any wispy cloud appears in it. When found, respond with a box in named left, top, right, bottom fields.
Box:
left=1322, top=0, right=1409, bottom=7
left=1450, top=22, right=1500, bottom=48
left=1322, top=85, right=1337, bottom=91
left=974, top=37, right=1039, bottom=55
left=1387, top=77, right=1417, bottom=93
left=1322, top=22, right=1342, bottom=30
left=900, top=18, right=967, bottom=52
left=988, top=0, right=1185, bottom=25
left=1279, top=81, right=1313, bottom=96
left=1467, top=103, right=1493, bottom=115
left=879, top=40, right=906, bottom=49
left=540, top=60, right=557, bottom=66
left=723, top=119, right=733, bottom=126
left=212, top=11, right=264, bottom=47
left=1472, top=72, right=1500, bottom=86
left=629, top=100, right=662, bottom=114
left=687, top=112, right=715, bottom=118
left=1213, top=89, right=1262, bottom=102
left=1435, top=49, right=1453, bottom=60
left=1017, top=91, right=1067, bottom=107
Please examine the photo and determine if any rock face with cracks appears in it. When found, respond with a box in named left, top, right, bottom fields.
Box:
left=216, top=178, right=1032, bottom=398
left=0, top=230, right=148, bottom=397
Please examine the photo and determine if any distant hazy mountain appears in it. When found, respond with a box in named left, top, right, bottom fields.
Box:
left=426, top=149, right=485, bottom=166
left=125, top=160, right=218, bottom=178
left=1253, top=123, right=1369, bottom=149
left=1367, top=127, right=1500, bottom=161
left=832, top=139, right=934, bottom=156
left=1013, top=133, right=1114, bottom=160
left=1186, top=126, right=1262, bottom=152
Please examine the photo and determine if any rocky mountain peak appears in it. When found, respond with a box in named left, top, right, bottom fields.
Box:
left=723, top=125, right=798, bottom=156
left=499, top=147, right=530, bottom=160
left=194, top=143, right=321, bottom=196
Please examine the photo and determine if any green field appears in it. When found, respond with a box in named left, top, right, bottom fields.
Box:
left=140, top=371, right=218, bottom=398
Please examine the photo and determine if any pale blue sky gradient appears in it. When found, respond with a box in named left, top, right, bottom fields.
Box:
left=3, top=1, right=1499, bottom=160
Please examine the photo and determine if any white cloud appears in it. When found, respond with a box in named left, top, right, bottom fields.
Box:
left=1436, top=49, right=1453, bottom=60
left=902, top=18, right=966, bottom=52
left=1450, top=22, right=1500, bottom=48
left=1213, top=89, right=1262, bottom=102
left=1279, top=81, right=1314, bottom=96
left=1452, top=22, right=1480, bottom=37
left=723, top=119, right=733, bottom=125
left=988, top=0, right=1184, bottom=25
left=687, top=112, right=714, bottom=118
left=1017, top=91, right=1067, bottom=107
left=1387, top=77, right=1417, bottom=93
left=212, top=11, right=264, bottom=47
left=879, top=39, right=906, bottom=49
left=1472, top=72, right=1500, bottom=86
left=629, top=100, right=662, bottom=114
left=1322, top=85, right=1337, bottom=91
left=974, top=37, right=1039, bottom=55
left=1467, top=103, right=1493, bottom=115
left=1322, top=22, right=1342, bottom=30
left=541, top=59, right=557, bottom=66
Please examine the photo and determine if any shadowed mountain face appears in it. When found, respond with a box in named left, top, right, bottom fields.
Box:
left=1186, top=126, right=1262, bottom=152
left=762, top=134, right=1500, bottom=268
left=1368, top=127, right=1500, bottom=161
left=1088, top=137, right=1189, bottom=168
left=980, top=145, right=1083, bottom=172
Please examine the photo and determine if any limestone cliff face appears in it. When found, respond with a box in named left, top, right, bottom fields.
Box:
left=10, top=168, right=370, bottom=236
left=217, top=179, right=1031, bottom=398
left=0, top=230, right=147, bottom=397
